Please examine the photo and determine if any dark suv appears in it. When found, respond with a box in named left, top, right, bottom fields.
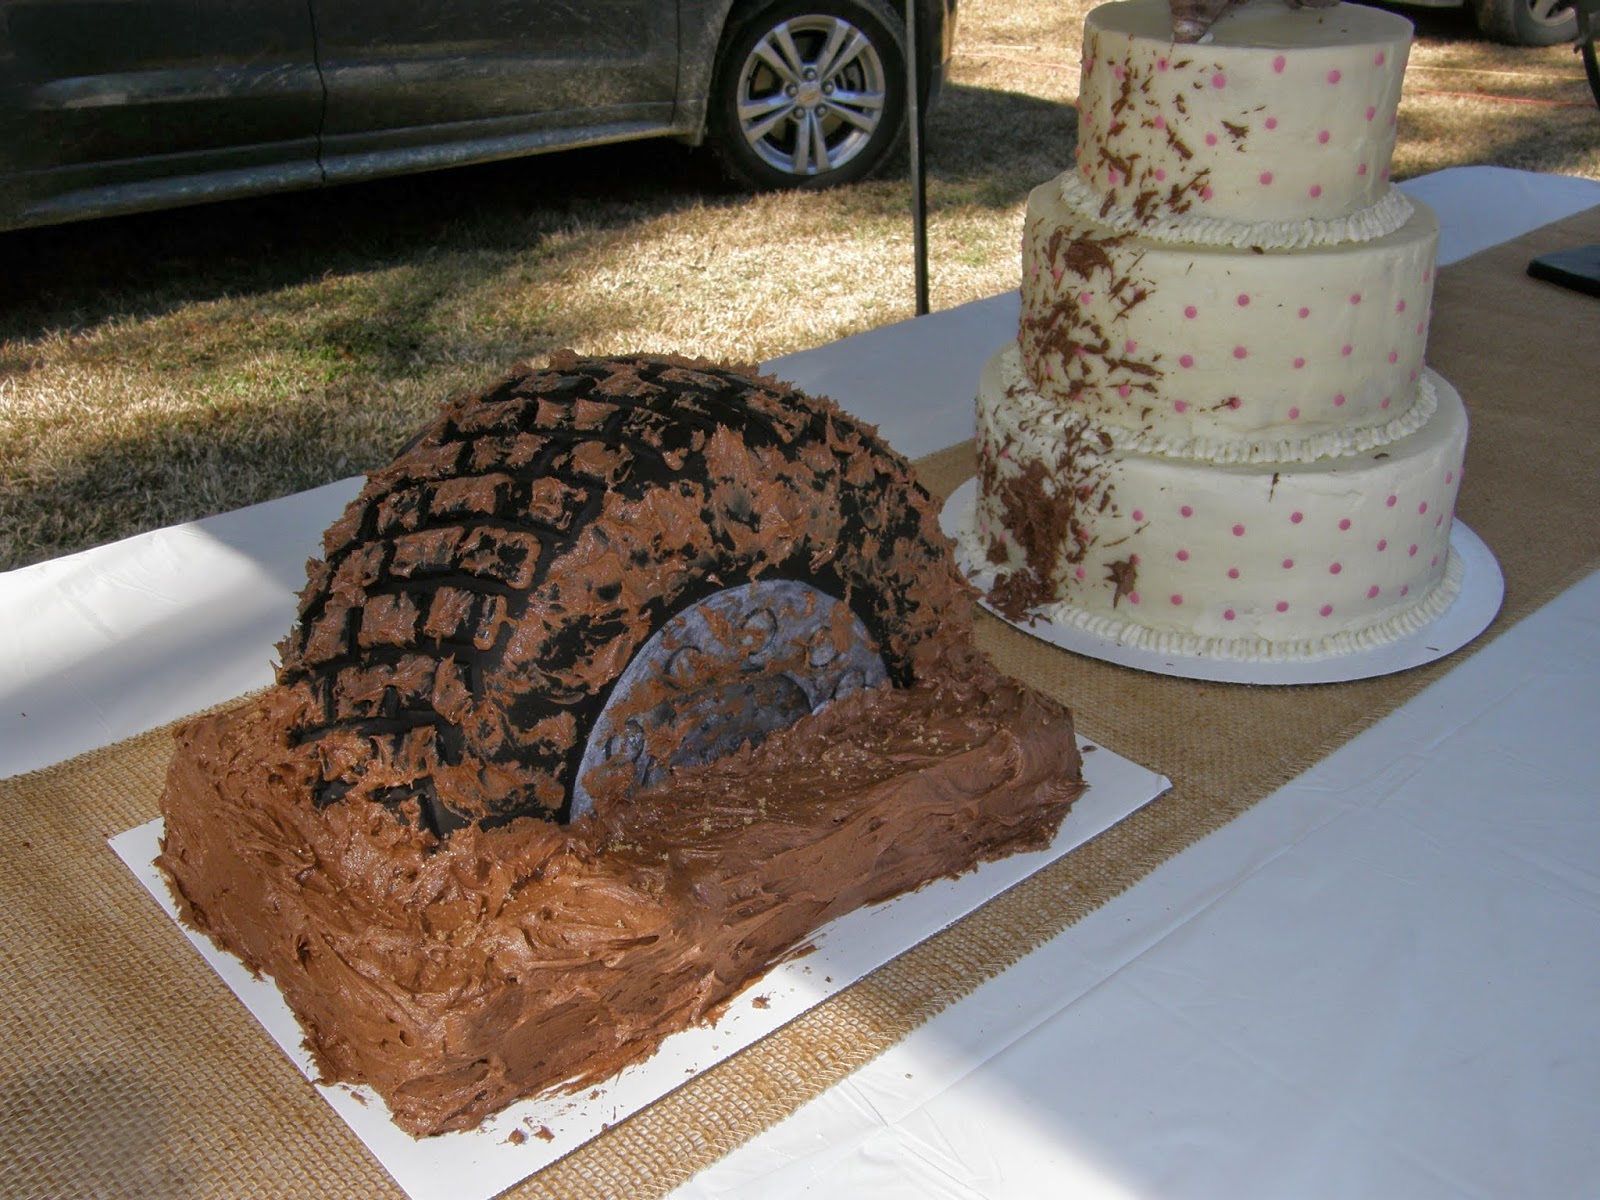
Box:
left=0, top=0, right=955, bottom=232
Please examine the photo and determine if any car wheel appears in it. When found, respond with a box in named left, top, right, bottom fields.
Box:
left=708, top=0, right=909, bottom=190
left=1474, top=0, right=1577, bottom=45
left=276, top=354, right=964, bottom=834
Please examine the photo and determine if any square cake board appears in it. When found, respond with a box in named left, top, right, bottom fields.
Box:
left=112, top=737, right=1169, bottom=1200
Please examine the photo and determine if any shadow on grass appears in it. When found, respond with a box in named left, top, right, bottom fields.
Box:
left=0, top=82, right=1075, bottom=345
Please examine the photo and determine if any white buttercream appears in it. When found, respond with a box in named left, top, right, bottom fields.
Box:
left=1056, top=170, right=1415, bottom=249
left=991, top=343, right=1439, bottom=465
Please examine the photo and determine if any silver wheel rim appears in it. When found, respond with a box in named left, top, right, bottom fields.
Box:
left=1527, top=0, right=1574, bottom=26
left=570, top=580, right=887, bottom=820
left=735, top=15, right=889, bottom=177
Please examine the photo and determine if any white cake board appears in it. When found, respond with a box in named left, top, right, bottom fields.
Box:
left=112, top=739, right=1168, bottom=1200
left=941, top=479, right=1504, bottom=686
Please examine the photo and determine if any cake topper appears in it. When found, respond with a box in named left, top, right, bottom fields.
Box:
left=1168, top=0, right=1341, bottom=44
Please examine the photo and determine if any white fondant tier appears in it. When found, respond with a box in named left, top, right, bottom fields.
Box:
left=973, top=351, right=1469, bottom=655
left=1075, top=0, right=1413, bottom=227
left=1018, top=183, right=1440, bottom=461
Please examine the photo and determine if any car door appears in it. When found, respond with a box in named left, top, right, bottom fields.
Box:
left=0, top=0, right=322, bottom=230
left=309, top=0, right=683, bottom=182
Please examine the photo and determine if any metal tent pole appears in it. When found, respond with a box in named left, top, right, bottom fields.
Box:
left=906, top=0, right=929, bottom=315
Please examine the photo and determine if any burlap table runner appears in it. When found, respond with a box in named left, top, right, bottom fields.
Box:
left=3, top=205, right=1597, bottom=1200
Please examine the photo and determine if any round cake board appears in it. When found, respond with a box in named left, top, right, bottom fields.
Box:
left=940, top=478, right=1504, bottom=686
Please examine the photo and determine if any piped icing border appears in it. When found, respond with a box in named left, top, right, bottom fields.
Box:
left=996, top=345, right=1442, bottom=466
left=955, top=519, right=1466, bottom=664
left=1057, top=169, right=1415, bottom=250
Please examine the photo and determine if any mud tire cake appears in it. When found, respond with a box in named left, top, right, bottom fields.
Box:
left=278, top=353, right=964, bottom=833
left=158, top=353, right=1085, bottom=1137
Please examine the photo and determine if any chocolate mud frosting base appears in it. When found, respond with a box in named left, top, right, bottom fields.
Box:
left=157, top=644, right=1082, bottom=1137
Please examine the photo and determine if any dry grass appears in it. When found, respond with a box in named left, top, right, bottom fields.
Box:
left=1, top=0, right=1596, bottom=571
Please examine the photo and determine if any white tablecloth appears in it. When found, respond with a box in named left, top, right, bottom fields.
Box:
left=4, top=166, right=1598, bottom=1199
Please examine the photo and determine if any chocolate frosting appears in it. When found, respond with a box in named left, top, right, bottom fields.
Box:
left=157, top=354, right=1085, bottom=1137
left=158, top=646, right=1081, bottom=1136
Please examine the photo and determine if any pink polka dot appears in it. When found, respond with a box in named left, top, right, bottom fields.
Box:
left=1445, top=470, right=1454, bottom=485
left=1408, top=544, right=1418, bottom=556
left=1237, top=293, right=1251, bottom=307
left=1276, top=600, right=1290, bottom=613
left=1397, top=299, right=1407, bottom=313
left=1399, top=584, right=1410, bottom=597
left=1228, top=567, right=1241, bottom=579
left=1282, top=558, right=1295, bottom=570
left=1176, top=549, right=1189, bottom=561
left=1386, top=495, right=1398, bottom=507
left=1377, top=538, right=1388, bottom=551
left=1223, top=609, right=1236, bottom=621
left=1328, top=69, right=1342, bottom=84
left=1273, top=55, right=1286, bottom=73
left=1366, top=106, right=1378, bottom=123
left=1171, top=593, right=1184, bottom=606
left=1418, top=501, right=1428, bottom=515
left=1130, top=553, right=1140, bottom=565
left=1292, top=357, right=1306, bottom=369
left=1388, top=351, right=1399, bottom=364
left=1350, top=292, right=1362, bottom=305
left=1290, top=511, right=1304, bottom=524
left=1233, top=346, right=1248, bottom=360
left=1318, top=130, right=1331, bottom=144
left=1375, top=50, right=1387, bottom=66
left=1228, top=397, right=1241, bottom=410
left=1341, top=344, right=1353, bottom=357
left=1339, top=518, right=1352, bottom=530
left=1431, top=553, right=1440, bottom=566
left=1206, top=132, right=1219, bottom=147
left=1212, top=72, right=1227, bottom=88
left=1125, top=339, right=1138, bottom=352
left=1184, top=305, right=1198, bottom=319
left=1309, top=184, right=1323, bottom=199
left=1131, top=509, right=1145, bottom=522
left=1129, top=592, right=1141, bottom=605
left=1380, top=396, right=1392, bottom=410
left=1158, top=57, right=1169, bottom=71
left=1154, top=168, right=1167, bottom=182
left=1114, top=64, right=1125, bottom=80
left=1117, top=384, right=1132, bottom=398
left=1265, top=116, right=1279, bottom=129
left=1329, top=562, right=1342, bottom=575
left=1320, top=603, right=1334, bottom=617
left=1107, top=169, right=1119, bottom=185
left=1173, top=399, right=1188, bottom=413
left=1416, top=321, right=1426, bottom=336
left=1298, top=307, right=1311, bottom=319
left=1153, top=115, right=1166, bottom=130
left=1232, top=524, right=1245, bottom=537
left=1075, top=566, right=1086, bottom=580
left=1368, top=585, right=1381, bottom=599
left=1333, top=393, right=1346, bottom=407
left=1180, top=354, right=1195, bottom=368
left=1078, top=291, right=1093, bottom=304
left=1357, top=162, right=1368, bottom=177
left=1180, top=505, right=1194, bottom=518
left=1201, top=186, right=1214, bottom=201
left=1259, top=172, right=1274, bottom=185
left=1287, top=406, right=1300, bottom=420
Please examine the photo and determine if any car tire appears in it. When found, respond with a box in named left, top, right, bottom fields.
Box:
left=1474, top=0, right=1577, bottom=45
left=708, top=0, right=909, bottom=190
left=276, top=354, right=965, bottom=834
